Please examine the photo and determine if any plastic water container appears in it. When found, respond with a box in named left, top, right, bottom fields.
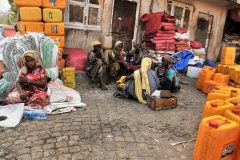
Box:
left=213, top=73, right=229, bottom=84
left=206, top=90, right=231, bottom=101
left=18, top=21, right=44, bottom=34
left=221, top=47, right=236, bottom=65
left=229, top=81, right=237, bottom=87
left=229, top=67, right=240, bottom=80
left=194, top=115, right=239, bottom=160
left=186, top=66, right=202, bottom=78
left=43, top=8, right=62, bottom=23
left=202, top=80, right=227, bottom=94
left=42, top=0, right=66, bottom=9
left=44, top=23, right=64, bottom=36
left=196, top=70, right=214, bottom=90
left=223, top=109, right=240, bottom=160
left=19, top=7, right=42, bottom=22
left=58, top=58, right=65, bottom=71
left=50, top=36, right=64, bottom=48
left=62, top=67, right=76, bottom=89
left=14, top=0, right=42, bottom=7
left=202, top=100, right=235, bottom=118
left=214, top=85, right=234, bottom=90
left=100, top=36, right=112, bottom=49
left=226, top=97, right=240, bottom=107
left=24, top=110, right=48, bottom=120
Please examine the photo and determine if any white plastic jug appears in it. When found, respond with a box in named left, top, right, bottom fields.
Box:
left=100, top=36, right=112, bottom=49
left=187, top=66, right=202, bottom=78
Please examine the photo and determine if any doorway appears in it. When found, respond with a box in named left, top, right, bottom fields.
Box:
left=111, top=0, right=137, bottom=51
left=195, top=12, right=213, bottom=53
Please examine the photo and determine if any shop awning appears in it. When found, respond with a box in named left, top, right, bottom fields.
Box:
left=199, top=0, right=240, bottom=9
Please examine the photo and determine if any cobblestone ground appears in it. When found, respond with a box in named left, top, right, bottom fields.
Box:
left=0, top=72, right=207, bottom=160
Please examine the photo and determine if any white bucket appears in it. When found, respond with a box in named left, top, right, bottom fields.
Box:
left=100, top=36, right=112, bottom=49
left=187, top=66, right=202, bottom=78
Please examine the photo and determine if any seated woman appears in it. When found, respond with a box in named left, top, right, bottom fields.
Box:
left=86, top=41, right=107, bottom=90
left=4, top=50, right=50, bottom=109
left=125, top=44, right=143, bottom=74
left=114, top=57, right=160, bottom=104
left=106, top=41, right=126, bottom=85
left=157, top=55, right=180, bottom=92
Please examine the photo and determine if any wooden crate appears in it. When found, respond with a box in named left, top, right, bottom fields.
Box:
left=147, top=95, right=177, bottom=111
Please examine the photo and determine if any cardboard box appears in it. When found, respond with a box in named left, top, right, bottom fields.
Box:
left=147, top=95, right=177, bottom=111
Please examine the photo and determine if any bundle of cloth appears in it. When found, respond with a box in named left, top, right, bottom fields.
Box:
left=141, top=12, right=176, bottom=53
left=0, top=32, right=62, bottom=95
left=174, top=29, right=191, bottom=52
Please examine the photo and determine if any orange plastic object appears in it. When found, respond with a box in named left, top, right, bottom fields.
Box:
left=221, top=47, right=236, bottom=65
left=218, top=64, right=228, bottom=74
left=19, top=7, right=42, bottom=22
left=18, top=21, right=44, bottom=35
left=196, top=70, right=214, bottom=90
left=214, top=85, right=234, bottom=90
left=223, top=109, right=240, bottom=160
left=194, top=115, right=239, bottom=160
left=50, top=36, right=65, bottom=48
left=213, top=73, right=229, bottom=84
left=58, top=58, right=65, bottom=71
left=202, top=100, right=235, bottom=118
left=44, top=23, right=64, bottom=36
left=206, top=90, right=231, bottom=101
left=202, top=80, right=227, bottom=94
left=42, top=8, right=62, bottom=23
left=226, top=97, right=240, bottom=107
left=216, top=64, right=222, bottom=73
left=14, top=0, right=42, bottom=7
left=42, top=0, right=66, bottom=9
left=229, top=67, right=240, bottom=81
left=58, top=48, right=63, bottom=60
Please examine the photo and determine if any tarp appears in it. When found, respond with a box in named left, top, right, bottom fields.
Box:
left=141, top=12, right=164, bottom=35
left=173, top=50, right=194, bottom=72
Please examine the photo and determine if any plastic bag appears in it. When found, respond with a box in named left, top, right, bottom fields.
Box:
left=0, top=103, right=24, bottom=128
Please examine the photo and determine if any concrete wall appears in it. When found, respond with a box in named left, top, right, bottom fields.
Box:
left=65, top=0, right=227, bottom=62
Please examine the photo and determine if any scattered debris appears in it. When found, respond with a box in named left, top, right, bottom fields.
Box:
left=154, top=139, right=159, bottom=142
left=89, top=149, right=93, bottom=152
left=107, top=135, right=113, bottom=138
left=171, top=139, right=196, bottom=146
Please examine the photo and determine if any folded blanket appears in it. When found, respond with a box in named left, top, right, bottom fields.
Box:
left=156, top=30, right=175, bottom=34
left=161, top=26, right=177, bottom=31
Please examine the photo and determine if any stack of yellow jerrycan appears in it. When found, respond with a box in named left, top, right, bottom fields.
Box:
left=193, top=47, right=240, bottom=160
left=14, top=0, right=66, bottom=71
left=42, top=0, right=66, bottom=71
left=16, top=0, right=44, bottom=34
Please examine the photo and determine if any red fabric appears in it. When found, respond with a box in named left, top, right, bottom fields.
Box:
left=175, top=42, right=189, bottom=45
left=190, top=41, right=202, bottom=49
left=154, top=36, right=174, bottom=40
left=155, top=44, right=175, bottom=47
left=176, top=38, right=189, bottom=42
left=157, top=30, right=175, bottom=34
left=153, top=39, right=175, bottom=44
left=65, top=48, right=88, bottom=72
left=155, top=47, right=175, bottom=51
left=162, top=22, right=175, bottom=26
left=176, top=44, right=190, bottom=47
left=141, top=12, right=164, bottom=35
left=177, top=28, right=188, bottom=34
left=176, top=47, right=191, bottom=52
left=155, top=33, right=175, bottom=37
left=162, top=13, right=176, bottom=22
left=161, top=26, right=177, bottom=31
left=125, top=62, right=141, bottom=70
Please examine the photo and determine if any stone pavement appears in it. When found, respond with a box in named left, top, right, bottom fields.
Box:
left=0, top=72, right=207, bottom=160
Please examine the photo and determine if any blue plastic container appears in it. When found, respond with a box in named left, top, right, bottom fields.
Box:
left=24, top=110, right=48, bottom=120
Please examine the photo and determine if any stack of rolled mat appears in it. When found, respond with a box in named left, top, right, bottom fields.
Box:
left=174, top=28, right=191, bottom=52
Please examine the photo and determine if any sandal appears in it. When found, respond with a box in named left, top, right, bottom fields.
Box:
left=113, top=92, right=125, bottom=99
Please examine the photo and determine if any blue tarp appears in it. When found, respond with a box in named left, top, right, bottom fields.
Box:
left=203, top=59, right=216, bottom=68
left=173, top=50, right=194, bottom=72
